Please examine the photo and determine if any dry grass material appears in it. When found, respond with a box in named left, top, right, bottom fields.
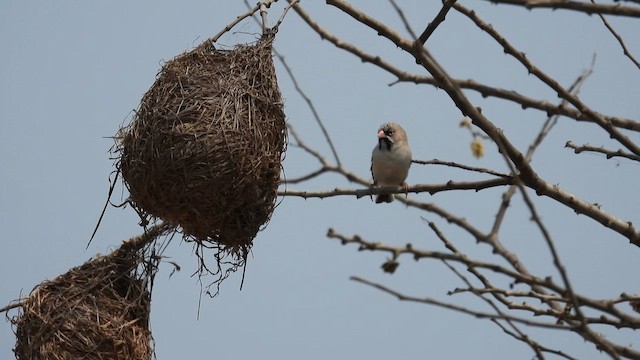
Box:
left=118, top=31, right=286, bottom=257
left=12, top=247, right=154, bottom=360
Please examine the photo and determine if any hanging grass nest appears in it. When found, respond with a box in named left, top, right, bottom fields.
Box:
left=118, top=30, right=286, bottom=255
left=12, top=246, right=154, bottom=360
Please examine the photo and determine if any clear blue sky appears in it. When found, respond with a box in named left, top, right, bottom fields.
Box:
left=1, top=1, right=638, bottom=359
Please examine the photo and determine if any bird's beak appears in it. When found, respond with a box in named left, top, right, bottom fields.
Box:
left=377, top=129, right=387, bottom=139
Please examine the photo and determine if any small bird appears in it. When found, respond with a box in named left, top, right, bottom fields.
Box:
left=371, top=122, right=412, bottom=203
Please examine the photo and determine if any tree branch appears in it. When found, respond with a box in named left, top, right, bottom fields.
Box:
left=323, top=0, right=640, bottom=246
left=591, top=0, right=640, bottom=70
left=483, top=0, right=640, bottom=18
left=419, top=0, right=457, bottom=44
left=279, top=177, right=514, bottom=199
left=351, top=276, right=567, bottom=330
left=292, top=2, right=640, bottom=132
left=413, top=159, right=511, bottom=178
left=565, top=141, right=640, bottom=162
left=453, top=3, right=640, bottom=156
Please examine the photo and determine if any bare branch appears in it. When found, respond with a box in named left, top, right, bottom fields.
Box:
left=0, top=300, right=24, bottom=314
left=350, top=276, right=567, bottom=330
left=243, top=1, right=342, bottom=166
left=491, top=62, right=593, bottom=255
left=274, top=0, right=301, bottom=30
left=286, top=124, right=332, bottom=167
left=327, top=228, right=565, bottom=294
left=413, top=159, right=511, bottom=178
left=483, top=0, right=640, bottom=18
left=453, top=3, right=640, bottom=156
left=211, top=2, right=262, bottom=43
left=591, top=0, right=640, bottom=70
left=292, top=2, right=640, bottom=132
left=492, top=320, right=578, bottom=360
left=278, top=177, right=514, bottom=199
left=281, top=3, right=638, bottom=357
left=565, top=141, right=640, bottom=162
left=274, top=50, right=342, bottom=167
left=389, top=0, right=458, bottom=44
left=322, top=0, right=640, bottom=246
left=397, top=76, right=640, bottom=132
left=282, top=167, right=329, bottom=184
left=119, top=222, right=174, bottom=253
left=507, top=166, right=612, bottom=355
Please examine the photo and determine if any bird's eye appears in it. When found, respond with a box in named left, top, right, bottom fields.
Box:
left=386, top=129, right=394, bottom=136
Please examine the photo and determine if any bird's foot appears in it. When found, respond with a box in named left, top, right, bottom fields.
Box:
left=401, top=182, right=409, bottom=199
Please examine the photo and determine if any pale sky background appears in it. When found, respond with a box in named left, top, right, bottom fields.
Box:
left=1, top=1, right=639, bottom=359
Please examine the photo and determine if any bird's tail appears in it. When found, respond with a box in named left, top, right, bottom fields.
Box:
left=375, top=194, right=394, bottom=203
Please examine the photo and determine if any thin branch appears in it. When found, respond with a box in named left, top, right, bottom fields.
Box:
left=119, top=222, right=174, bottom=253
left=592, top=0, right=640, bottom=70
left=483, top=0, right=640, bottom=18
left=331, top=227, right=640, bottom=328
left=395, top=76, right=640, bottom=132
left=490, top=60, right=594, bottom=239
left=211, top=3, right=262, bottom=43
left=282, top=167, right=329, bottom=184
left=327, top=228, right=568, bottom=294
left=428, top=221, right=569, bottom=360
left=413, top=159, right=511, bottom=178
left=511, top=171, right=606, bottom=354
left=274, top=0, right=301, bottom=30
left=492, top=320, right=578, bottom=360
left=260, top=2, right=269, bottom=33
left=286, top=123, right=332, bottom=167
left=453, top=3, right=640, bottom=156
left=565, top=141, right=640, bottom=162
left=350, top=276, right=567, bottom=330
left=0, top=300, right=24, bottom=314
left=242, top=1, right=342, bottom=166
left=274, top=50, right=342, bottom=166
left=419, top=0, right=457, bottom=44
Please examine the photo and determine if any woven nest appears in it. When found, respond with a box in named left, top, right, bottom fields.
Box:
left=118, top=31, right=286, bottom=255
left=12, top=248, right=153, bottom=360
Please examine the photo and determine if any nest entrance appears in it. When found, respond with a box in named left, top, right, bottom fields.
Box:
left=12, top=248, right=154, bottom=360
left=119, top=31, right=286, bottom=257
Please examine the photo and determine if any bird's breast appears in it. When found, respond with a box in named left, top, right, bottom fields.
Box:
left=371, top=147, right=411, bottom=186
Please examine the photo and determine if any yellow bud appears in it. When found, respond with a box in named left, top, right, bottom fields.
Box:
left=459, top=118, right=472, bottom=128
left=471, top=138, right=485, bottom=158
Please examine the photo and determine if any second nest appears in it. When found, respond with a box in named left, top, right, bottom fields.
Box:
left=119, top=32, right=286, bottom=254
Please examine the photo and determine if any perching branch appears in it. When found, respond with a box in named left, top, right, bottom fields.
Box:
left=279, top=177, right=514, bottom=199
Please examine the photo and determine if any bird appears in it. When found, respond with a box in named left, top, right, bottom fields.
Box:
left=371, top=122, right=412, bottom=203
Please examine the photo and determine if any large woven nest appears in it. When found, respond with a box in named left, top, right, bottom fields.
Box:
left=12, top=247, right=154, bottom=360
left=119, top=31, right=286, bottom=255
